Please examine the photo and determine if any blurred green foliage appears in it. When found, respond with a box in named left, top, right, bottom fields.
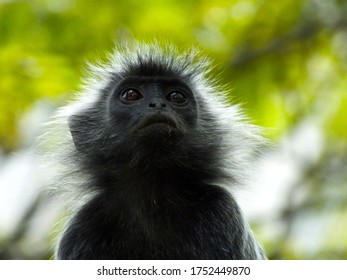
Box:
left=1, top=0, right=347, bottom=259
left=1, top=0, right=347, bottom=149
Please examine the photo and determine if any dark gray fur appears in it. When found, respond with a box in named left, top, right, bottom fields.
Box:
left=46, top=42, right=266, bottom=260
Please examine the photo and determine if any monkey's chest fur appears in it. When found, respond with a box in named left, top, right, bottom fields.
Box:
left=57, top=179, right=250, bottom=260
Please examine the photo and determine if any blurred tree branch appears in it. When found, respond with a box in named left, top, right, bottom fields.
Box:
left=229, top=15, right=347, bottom=68
left=0, top=194, right=43, bottom=259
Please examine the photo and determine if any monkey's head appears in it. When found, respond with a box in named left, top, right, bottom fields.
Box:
left=68, top=44, right=215, bottom=162
left=61, top=42, right=259, bottom=180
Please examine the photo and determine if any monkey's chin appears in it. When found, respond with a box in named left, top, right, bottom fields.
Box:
left=136, top=123, right=184, bottom=147
left=139, top=123, right=182, bottom=138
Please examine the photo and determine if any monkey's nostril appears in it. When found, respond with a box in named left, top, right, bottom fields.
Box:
left=149, top=102, right=166, bottom=108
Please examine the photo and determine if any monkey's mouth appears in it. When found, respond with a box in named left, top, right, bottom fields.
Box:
left=138, top=115, right=178, bottom=130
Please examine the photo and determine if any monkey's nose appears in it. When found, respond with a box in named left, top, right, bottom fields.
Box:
left=149, top=98, right=167, bottom=109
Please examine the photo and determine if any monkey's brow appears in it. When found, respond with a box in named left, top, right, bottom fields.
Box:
left=118, top=76, right=189, bottom=86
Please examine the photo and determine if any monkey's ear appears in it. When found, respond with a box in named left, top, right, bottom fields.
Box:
left=68, top=113, right=89, bottom=153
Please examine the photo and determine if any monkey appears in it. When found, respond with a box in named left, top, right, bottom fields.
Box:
left=43, top=42, right=266, bottom=260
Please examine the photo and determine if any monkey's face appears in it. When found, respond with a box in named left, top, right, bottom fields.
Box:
left=68, top=75, right=199, bottom=160
left=108, top=76, right=198, bottom=145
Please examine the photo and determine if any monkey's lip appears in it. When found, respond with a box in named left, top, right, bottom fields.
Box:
left=138, top=115, right=178, bottom=130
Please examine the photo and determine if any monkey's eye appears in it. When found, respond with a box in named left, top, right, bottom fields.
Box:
left=120, top=89, right=143, bottom=102
left=166, top=91, right=187, bottom=104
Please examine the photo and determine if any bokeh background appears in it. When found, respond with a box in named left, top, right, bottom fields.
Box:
left=0, top=0, right=346, bottom=260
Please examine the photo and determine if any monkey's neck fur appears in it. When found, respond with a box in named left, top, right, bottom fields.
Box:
left=58, top=131, right=264, bottom=260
